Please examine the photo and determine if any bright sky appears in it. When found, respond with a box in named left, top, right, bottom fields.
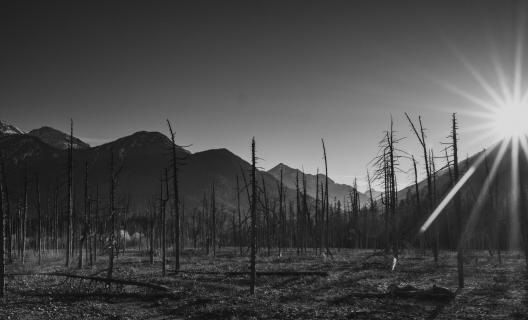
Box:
left=2, top=1, right=525, bottom=191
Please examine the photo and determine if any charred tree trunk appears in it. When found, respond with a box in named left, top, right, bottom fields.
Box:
left=237, top=175, right=242, bottom=256
left=22, top=165, right=28, bottom=264
left=66, top=119, right=74, bottom=267
left=149, top=200, right=155, bottom=265
left=161, top=170, right=168, bottom=276
left=36, top=173, right=42, bottom=265
left=1, top=162, right=11, bottom=264
left=0, top=161, right=5, bottom=297
left=107, top=149, right=120, bottom=279
left=405, top=113, right=435, bottom=262
left=166, top=120, right=181, bottom=273
left=211, top=181, right=216, bottom=257
left=250, top=138, right=257, bottom=295
left=278, top=169, right=284, bottom=256
left=452, top=114, right=464, bottom=288
left=322, top=139, right=331, bottom=255
left=78, top=162, right=88, bottom=269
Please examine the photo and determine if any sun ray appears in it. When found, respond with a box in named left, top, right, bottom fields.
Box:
left=463, top=131, right=505, bottom=151
left=459, top=139, right=510, bottom=246
left=436, top=80, right=500, bottom=113
left=449, top=45, right=506, bottom=107
left=419, top=166, right=476, bottom=233
left=509, top=136, right=521, bottom=249
left=419, top=149, right=490, bottom=234
left=490, top=48, right=513, bottom=105
left=518, top=134, right=528, bottom=161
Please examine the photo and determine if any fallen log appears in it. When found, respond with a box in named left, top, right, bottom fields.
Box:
left=7, top=272, right=171, bottom=292
left=177, top=270, right=328, bottom=277
left=387, top=284, right=454, bottom=301
left=226, top=271, right=329, bottom=277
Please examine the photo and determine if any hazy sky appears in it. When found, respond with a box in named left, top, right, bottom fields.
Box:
left=2, top=1, right=525, bottom=190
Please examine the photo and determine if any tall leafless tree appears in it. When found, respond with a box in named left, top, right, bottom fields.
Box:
left=66, top=119, right=74, bottom=267
left=250, top=138, right=257, bottom=294
left=405, top=113, right=437, bottom=262
left=451, top=113, right=464, bottom=288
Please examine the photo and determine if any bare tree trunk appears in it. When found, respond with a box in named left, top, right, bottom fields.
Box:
left=122, top=197, right=129, bottom=255
left=66, top=119, right=74, bottom=267
left=161, top=170, right=167, bottom=277
left=93, top=185, right=99, bottom=265
left=78, top=161, right=88, bottom=269
left=22, top=165, right=28, bottom=264
left=405, top=113, right=435, bottom=262
left=278, top=169, right=284, bottom=256
left=149, top=201, right=154, bottom=265
left=166, top=120, right=181, bottom=273
left=261, top=174, right=271, bottom=256
left=36, top=173, right=42, bottom=265
left=322, top=139, right=331, bottom=255
left=237, top=175, right=242, bottom=256
left=452, top=114, right=464, bottom=288
left=366, top=171, right=375, bottom=249
left=54, top=181, right=59, bottom=255
left=302, top=171, right=309, bottom=253
left=211, top=180, right=216, bottom=257
left=0, top=161, right=6, bottom=296
left=1, top=162, right=11, bottom=264
left=107, top=149, right=120, bottom=279
left=250, top=138, right=257, bottom=295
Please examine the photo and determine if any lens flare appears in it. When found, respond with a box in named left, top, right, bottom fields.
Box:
left=493, top=104, right=528, bottom=139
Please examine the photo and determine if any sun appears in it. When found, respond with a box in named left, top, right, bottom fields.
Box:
left=493, top=103, right=528, bottom=139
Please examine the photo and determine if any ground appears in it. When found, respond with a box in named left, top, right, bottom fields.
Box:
left=1, top=248, right=527, bottom=319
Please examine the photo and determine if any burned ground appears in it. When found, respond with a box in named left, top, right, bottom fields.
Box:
left=0, top=249, right=527, bottom=319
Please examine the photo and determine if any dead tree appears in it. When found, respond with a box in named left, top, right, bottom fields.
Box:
left=92, top=185, right=99, bottom=265
left=160, top=170, right=168, bottom=276
left=122, top=196, right=129, bottom=255
left=405, top=113, right=437, bottom=262
left=366, top=170, right=375, bottom=248
left=315, top=169, right=321, bottom=253
left=36, top=173, right=42, bottom=265
left=301, top=170, right=309, bottom=252
left=148, top=199, right=155, bottom=264
left=211, top=180, right=216, bottom=257
left=236, top=175, right=243, bottom=256
left=250, top=138, right=257, bottom=295
left=373, top=119, right=401, bottom=260
left=167, top=119, right=184, bottom=273
left=451, top=113, right=464, bottom=288
left=21, top=164, right=28, bottom=264
left=411, top=155, right=421, bottom=224
left=78, top=161, right=88, bottom=269
left=278, top=169, right=284, bottom=256
left=295, top=171, right=301, bottom=254
left=1, top=161, right=11, bottom=264
left=66, top=119, right=74, bottom=267
left=261, top=174, right=271, bottom=255
left=107, top=148, right=122, bottom=279
left=0, top=161, right=5, bottom=297
left=202, top=193, right=209, bottom=254
left=321, top=139, right=331, bottom=255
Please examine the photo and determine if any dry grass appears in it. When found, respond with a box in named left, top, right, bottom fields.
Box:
left=0, top=248, right=527, bottom=319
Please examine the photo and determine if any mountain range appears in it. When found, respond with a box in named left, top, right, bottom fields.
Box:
left=0, top=120, right=369, bottom=214
left=1, top=118, right=527, bottom=251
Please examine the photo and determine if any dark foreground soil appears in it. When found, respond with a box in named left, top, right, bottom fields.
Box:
left=1, top=249, right=527, bottom=319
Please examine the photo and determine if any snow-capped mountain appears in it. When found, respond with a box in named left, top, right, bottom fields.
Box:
left=0, top=120, right=24, bottom=135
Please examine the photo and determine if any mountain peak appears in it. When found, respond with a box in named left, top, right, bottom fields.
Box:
left=29, top=126, right=90, bottom=150
left=0, top=120, right=25, bottom=135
